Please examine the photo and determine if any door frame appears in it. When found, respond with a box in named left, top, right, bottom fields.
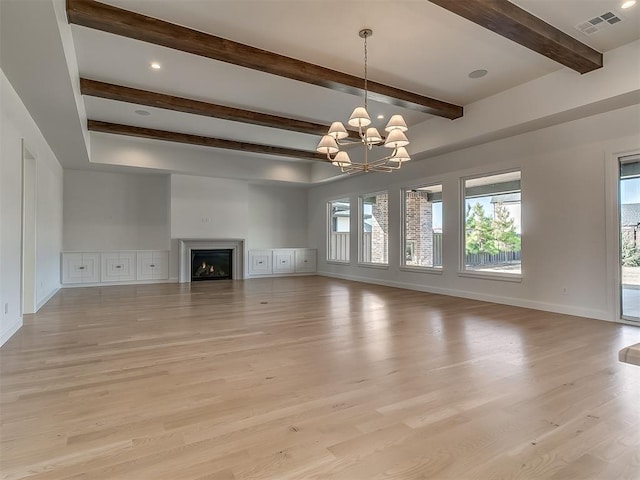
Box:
left=21, top=140, right=37, bottom=315
left=606, top=148, right=640, bottom=326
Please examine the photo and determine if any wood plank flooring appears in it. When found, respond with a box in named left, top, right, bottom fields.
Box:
left=1, top=276, right=639, bottom=479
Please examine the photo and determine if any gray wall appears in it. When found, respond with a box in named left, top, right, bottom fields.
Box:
left=307, top=104, right=640, bottom=321
left=63, top=170, right=171, bottom=251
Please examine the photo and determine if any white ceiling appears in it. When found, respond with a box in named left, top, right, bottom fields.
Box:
left=3, top=0, right=639, bottom=182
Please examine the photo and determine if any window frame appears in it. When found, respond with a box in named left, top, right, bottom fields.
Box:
left=358, top=191, right=390, bottom=268
left=459, top=169, right=523, bottom=282
left=400, top=183, right=444, bottom=274
left=326, top=197, right=351, bottom=265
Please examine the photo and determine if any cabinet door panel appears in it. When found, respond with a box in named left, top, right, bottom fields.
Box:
left=137, top=252, right=155, bottom=280
left=273, top=250, right=295, bottom=273
left=81, top=253, right=101, bottom=283
left=249, top=251, right=272, bottom=275
left=62, top=253, right=84, bottom=284
left=102, top=253, right=122, bottom=282
left=295, top=249, right=317, bottom=273
left=117, top=252, right=136, bottom=281
left=152, top=251, right=169, bottom=279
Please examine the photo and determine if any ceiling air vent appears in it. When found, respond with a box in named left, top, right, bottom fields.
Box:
left=575, top=11, right=623, bottom=35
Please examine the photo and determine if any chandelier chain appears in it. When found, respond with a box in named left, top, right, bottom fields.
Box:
left=363, top=31, right=368, bottom=111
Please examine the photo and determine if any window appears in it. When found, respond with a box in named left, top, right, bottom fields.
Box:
left=463, top=171, right=521, bottom=275
left=360, top=192, right=388, bottom=265
left=403, top=184, right=443, bottom=269
left=327, top=198, right=350, bottom=262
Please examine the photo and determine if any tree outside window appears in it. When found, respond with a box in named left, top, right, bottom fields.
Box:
left=464, top=172, right=521, bottom=274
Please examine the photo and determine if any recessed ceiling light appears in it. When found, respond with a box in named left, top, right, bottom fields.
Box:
left=377, top=114, right=384, bottom=119
left=150, top=62, right=161, bottom=70
left=135, top=109, right=150, bottom=116
left=468, top=69, right=488, bottom=79
left=621, top=0, right=636, bottom=8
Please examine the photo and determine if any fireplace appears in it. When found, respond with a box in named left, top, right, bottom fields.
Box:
left=178, top=239, right=244, bottom=283
left=191, top=249, right=232, bottom=281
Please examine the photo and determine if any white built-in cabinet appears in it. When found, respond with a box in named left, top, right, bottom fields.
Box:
left=295, top=249, right=317, bottom=273
left=248, top=248, right=316, bottom=276
left=61, top=252, right=101, bottom=284
left=249, top=250, right=272, bottom=275
left=137, top=251, right=169, bottom=280
left=101, top=251, right=136, bottom=282
left=273, top=249, right=295, bottom=274
left=61, top=250, right=169, bottom=285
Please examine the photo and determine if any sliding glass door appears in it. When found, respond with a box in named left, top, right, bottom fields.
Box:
left=620, top=154, right=640, bottom=321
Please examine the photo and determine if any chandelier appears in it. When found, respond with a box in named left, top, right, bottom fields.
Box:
left=316, top=29, right=410, bottom=173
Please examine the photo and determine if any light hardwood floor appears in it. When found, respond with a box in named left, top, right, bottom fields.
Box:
left=1, top=276, right=639, bottom=479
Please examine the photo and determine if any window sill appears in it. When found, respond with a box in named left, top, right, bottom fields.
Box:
left=326, top=260, right=350, bottom=266
left=358, top=262, right=389, bottom=270
left=399, top=266, right=443, bottom=275
left=457, top=270, right=522, bottom=283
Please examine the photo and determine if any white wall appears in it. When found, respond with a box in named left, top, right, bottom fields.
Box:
left=248, top=185, right=308, bottom=249
left=1, top=69, right=63, bottom=347
left=308, top=105, right=640, bottom=322
left=63, top=169, right=170, bottom=251
left=169, top=175, right=309, bottom=278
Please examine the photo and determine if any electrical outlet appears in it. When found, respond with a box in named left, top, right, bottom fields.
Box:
left=562, top=287, right=568, bottom=295
left=4, top=303, right=8, bottom=314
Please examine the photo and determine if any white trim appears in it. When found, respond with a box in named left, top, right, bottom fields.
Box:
left=326, top=260, right=350, bottom=266
left=399, top=266, right=443, bottom=275
left=245, top=273, right=316, bottom=279
left=36, top=287, right=59, bottom=311
left=317, top=270, right=610, bottom=322
left=357, top=262, right=389, bottom=270
left=457, top=271, right=522, bottom=283
left=0, top=317, right=23, bottom=348
left=607, top=148, right=640, bottom=324
left=61, top=278, right=175, bottom=288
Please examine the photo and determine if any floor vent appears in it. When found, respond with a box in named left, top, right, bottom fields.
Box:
left=575, top=11, right=623, bottom=35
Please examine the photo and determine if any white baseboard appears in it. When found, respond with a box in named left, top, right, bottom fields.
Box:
left=317, top=271, right=611, bottom=322
left=245, top=272, right=316, bottom=279
left=36, top=287, right=60, bottom=311
left=61, top=278, right=175, bottom=288
left=0, top=317, right=23, bottom=348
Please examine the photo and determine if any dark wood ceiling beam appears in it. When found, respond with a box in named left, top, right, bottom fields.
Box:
left=80, top=78, right=361, bottom=140
left=428, top=0, right=602, bottom=74
left=87, top=120, right=329, bottom=162
left=67, top=0, right=463, bottom=119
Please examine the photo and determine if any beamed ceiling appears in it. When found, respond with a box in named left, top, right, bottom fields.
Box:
left=2, top=0, right=639, bottom=182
